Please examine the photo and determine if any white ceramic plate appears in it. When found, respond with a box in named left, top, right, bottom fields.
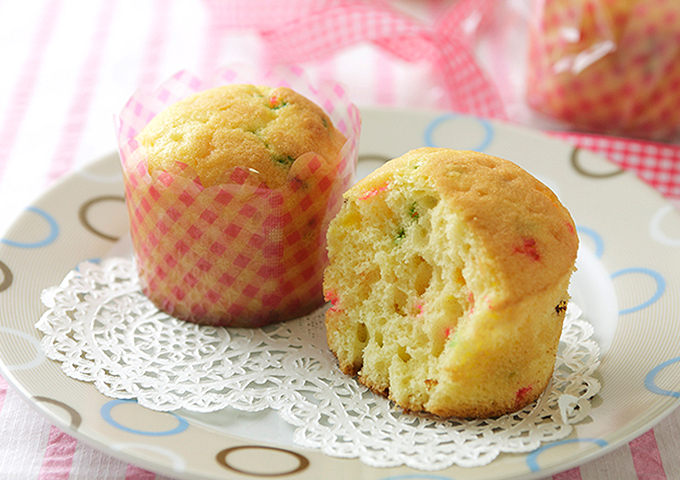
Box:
left=1, top=108, right=679, bottom=480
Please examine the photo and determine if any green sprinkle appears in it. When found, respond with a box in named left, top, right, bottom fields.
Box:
left=271, top=100, right=288, bottom=110
left=408, top=202, right=419, bottom=220
left=272, top=154, right=296, bottom=166
left=395, top=227, right=406, bottom=245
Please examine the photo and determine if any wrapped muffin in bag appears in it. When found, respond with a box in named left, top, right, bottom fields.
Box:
left=527, top=0, right=680, bottom=140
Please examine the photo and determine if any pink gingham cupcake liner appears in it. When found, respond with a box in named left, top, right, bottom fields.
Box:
left=115, top=65, right=361, bottom=327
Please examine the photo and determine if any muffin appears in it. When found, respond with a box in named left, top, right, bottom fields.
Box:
left=119, top=78, right=359, bottom=327
left=136, top=84, right=346, bottom=189
left=323, top=148, right=578, bottom=418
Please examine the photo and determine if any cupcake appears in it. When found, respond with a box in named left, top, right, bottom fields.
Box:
left=116, top=67, right=360, bottom=327
left=323, top=148, right=578, bottom=418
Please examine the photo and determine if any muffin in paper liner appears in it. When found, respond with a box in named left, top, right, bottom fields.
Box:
left=115, top=65, right=360, bottom=327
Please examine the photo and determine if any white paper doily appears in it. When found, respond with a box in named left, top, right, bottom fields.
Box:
left=36, top=257, right=601, bottom=470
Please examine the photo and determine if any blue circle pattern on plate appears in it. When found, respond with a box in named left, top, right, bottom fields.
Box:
left=1, top=206, right=59, bottom=248
left=576, top=225, right=605, bottom=259
left=424, top=114, right=494, bottom=152
left=101, top=399, right=189, bottom=436
left=610, top=267, right=666, bottom=315
left=644, top=357, right=680, bottom=398
left=526, top=438, right=608, bottom=472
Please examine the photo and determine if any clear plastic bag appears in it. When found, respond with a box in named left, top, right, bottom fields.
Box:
left=464, top=0, right=680, bottom=141
left=528, top=0, right=680, bottom=141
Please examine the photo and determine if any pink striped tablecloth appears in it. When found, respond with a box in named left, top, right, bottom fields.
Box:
left=0, top=1, right=679, bottom=479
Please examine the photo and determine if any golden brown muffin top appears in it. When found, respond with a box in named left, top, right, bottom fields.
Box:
left=135, top=84, right=347, bottom=188
left=347, top=148, right=579, bottom=306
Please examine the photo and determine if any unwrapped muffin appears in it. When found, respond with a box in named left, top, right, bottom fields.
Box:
left=323, top=148, right=578, bottom=418
left=117, top=69, right=360, bottom=327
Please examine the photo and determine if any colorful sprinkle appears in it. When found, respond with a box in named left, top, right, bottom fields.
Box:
left=272, top=154, right=296, bottom=166
left=358, top=183, right=388, bottom=200
left=515, top=385, right=533, bottom=407
left=514, top=237, right=541, bottom=261
left=325, top=289, right=339, bottom=306
left=395, top=227, right=406, bottom=244
left=408, top=202, right=419, bottom=219
left=326, top=298, right=343, bottom=313
left=268, top=93, right=288, bottom=109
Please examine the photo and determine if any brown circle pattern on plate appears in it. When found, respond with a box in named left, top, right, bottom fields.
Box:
left=216, top=445, right=310, bottom=477
left=570, top=146, right=625, bottom=178
left=0, top=261, right=12, bottom=292
left=78, top=195, right=126, bottom=241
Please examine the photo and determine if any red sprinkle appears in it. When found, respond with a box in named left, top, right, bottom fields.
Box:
left=515, top=385, right=533, bottom=407
left=324, top=289, right=339, bottom=306
left=358, top=183, right=388, bottom=200
left=326, top=289, right=342, bottom=314
left=515, top=237, right=541, bottom=261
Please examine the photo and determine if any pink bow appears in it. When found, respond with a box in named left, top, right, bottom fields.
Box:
left=203, top=0, right=507, bottom=119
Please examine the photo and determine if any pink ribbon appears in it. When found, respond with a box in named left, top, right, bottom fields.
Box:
left=203, top=0, right=507, bottom=119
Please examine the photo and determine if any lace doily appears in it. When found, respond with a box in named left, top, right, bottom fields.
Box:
left=37, top=257, right=601, bottom=470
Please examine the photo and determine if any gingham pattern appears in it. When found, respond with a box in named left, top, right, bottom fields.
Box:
left=208, top=0, right=507, bottom=119
left=117, top=67, right=360, bottom=327
left=552, top=131, right=680, bottom=201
